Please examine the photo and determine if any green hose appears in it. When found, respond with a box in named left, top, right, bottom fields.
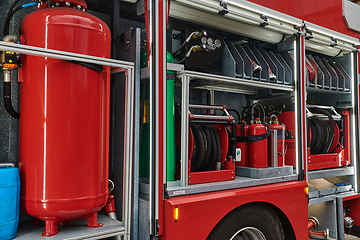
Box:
left=166, top=51, right=176, bottom=181
left=139, top=51, right=176, bottom=181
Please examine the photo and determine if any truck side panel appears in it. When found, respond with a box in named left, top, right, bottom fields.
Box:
left=162, top=181, right=308, bottom=240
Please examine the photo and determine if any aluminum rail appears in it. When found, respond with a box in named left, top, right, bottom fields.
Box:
left=306, top=105, right=342, bottom=121
left=192, top=114, right=232, bottom=120
left=305, top=34, right=357, bottom=52
left=178, top=70, right=294, bottom=92
left=189, top=104, right=225, bottom=110
left=0, top=41, right=134, bottom=73
left=189, top=104, right=234, bottom=121
left=0, top=40, right=135, bottom=240
left=176, top=0, right=301, bottom=35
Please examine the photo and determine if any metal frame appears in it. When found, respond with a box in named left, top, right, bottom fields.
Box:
left=0, top=41, right=135, bottom=240
left=149, top=0, right=167, bottom=236
left=176, top=70, right=296, bottom=187
left=303, top=27, right=360, bottom=236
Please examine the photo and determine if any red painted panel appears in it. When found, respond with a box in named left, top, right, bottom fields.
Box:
left=344, top=195, right=360, bottom=225
left=248, top=0, right=360, bottom=38
left=161, top=181, right=308, bottom=240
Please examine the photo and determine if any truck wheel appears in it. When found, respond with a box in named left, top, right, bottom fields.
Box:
left=207, top=203, right=285, bottom=240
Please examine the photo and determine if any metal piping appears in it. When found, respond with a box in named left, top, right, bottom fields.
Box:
left=3, top=35, right=17, bottom=43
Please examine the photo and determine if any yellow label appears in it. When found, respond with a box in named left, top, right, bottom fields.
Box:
left=143, top=99, right=149, bottom=123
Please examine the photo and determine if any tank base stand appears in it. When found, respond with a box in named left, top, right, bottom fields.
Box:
left=87, top=212, right=103, bottom=228
left=41, top=219, right=59, bottom=237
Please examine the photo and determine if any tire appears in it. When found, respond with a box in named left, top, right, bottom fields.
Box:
left=207, top=203, right=285, bottom=240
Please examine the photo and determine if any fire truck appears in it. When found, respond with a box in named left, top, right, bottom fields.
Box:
left=1, top=0, right=360, bottom=239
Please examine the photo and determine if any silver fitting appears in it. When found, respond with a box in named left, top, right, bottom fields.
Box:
left=65, top=2, right=70, bottom=7
left=309, top=216, right=320, bottom=228
left=344, top=216, right=355, bottom=229
left=77, top=4, right=81, bottom=9
left=3, top=35, right=17, bottom=43
left=3, top=70, right=11, bottom=83
left=323, top=229, right=330, bottom=240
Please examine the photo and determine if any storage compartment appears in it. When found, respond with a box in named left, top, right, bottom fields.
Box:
left=164, top=4, right=303, bottom=193
left=304, top=23, right=357, bottom=174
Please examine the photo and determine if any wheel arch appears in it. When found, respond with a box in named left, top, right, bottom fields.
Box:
left=207, top=201, right=296, bottom=240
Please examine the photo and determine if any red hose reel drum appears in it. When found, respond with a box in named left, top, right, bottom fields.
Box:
left=19, top=3, right=111, bottom=237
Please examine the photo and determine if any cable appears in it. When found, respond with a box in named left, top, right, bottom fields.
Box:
left=172, top=31, right=201, bottom=55
left=3, top=0, right=21, bottom=37
left=4, top=2, right=37, bottom=37
left=178, top=45, right=201, bottom=64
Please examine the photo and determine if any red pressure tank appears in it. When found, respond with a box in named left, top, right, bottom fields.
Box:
left=236, top=120, right=249, bottom=167
left=249, top=118, right=268, bottom=168
left=268, top=116, right=286, bottom=167
left=19, top=0, right=111, bottom=236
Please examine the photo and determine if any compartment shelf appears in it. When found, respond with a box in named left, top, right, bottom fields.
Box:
left=308, top=166, right=355, bottom=180
left=309, top=191, right=357, bottom=205
left=166, top=174, right=298, bottom=198
left=142, top=64, right=295, bottom=93
left=176, top=70, right=294, bottom=93
left=15, top=214, right=124, bottom=240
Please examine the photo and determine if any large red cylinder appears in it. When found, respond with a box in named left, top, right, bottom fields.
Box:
left=249, top=118, right=268, bottom=168
left=236, top=121, right=249, bottom=167
left=18, top=5, right=111, bottom=229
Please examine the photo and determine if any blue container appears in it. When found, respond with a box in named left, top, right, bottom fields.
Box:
left=0, top=166, right=20, bottom=240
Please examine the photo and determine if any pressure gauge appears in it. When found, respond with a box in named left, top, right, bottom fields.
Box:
left=201, top=37, right=207, bottom=44
left=214, top=39, right=221, bottom=48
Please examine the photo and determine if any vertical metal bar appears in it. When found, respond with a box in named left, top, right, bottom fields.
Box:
left=163, top=0, right=168, bottom=189
left=336, top=197, right=345, bottom=240
left=352, top=51, right=359, bottom=193
left=180, top=75, right=190, bottom=187
left=210, top=89, right=215, bottom=114
left=132, top=29, right=141, bottom=240
left=296, top=33, right=306, bottom=181
left=149, top=0, right=154, bottom=234
left=123, top=68, right=134, bottom=240
left=150, top=0, right=166, bottom=236
left=270, top=129, right=278, bottom=167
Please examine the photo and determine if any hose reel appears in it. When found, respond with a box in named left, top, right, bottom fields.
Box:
left=307, top=105, right=340, bottom=155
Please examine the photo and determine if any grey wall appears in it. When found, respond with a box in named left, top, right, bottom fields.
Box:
left=0, top=0, right=37, bottom=166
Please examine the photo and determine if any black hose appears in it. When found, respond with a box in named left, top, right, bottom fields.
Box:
left=3, top=82, right=19, bottom=119
left=3, top=1, right=21, bottom=37
left=309, top=108, right=335, bottom=154
left=227, top=109, right=241, bottom=123
left=251, top=103, right=265, bottom=122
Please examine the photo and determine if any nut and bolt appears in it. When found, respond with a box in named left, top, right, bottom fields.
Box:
left=77, top=5, right=82, bottom=9
left=65, top=2, right=70, bottom=7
